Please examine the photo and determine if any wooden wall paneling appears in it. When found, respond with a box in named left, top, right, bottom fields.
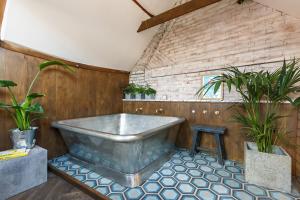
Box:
left=25, top=55, right=57, bottom=156
left=0, top=50, right=28, bottom=150
left=297, top=129, right=300, bottom=177
left=75, top=68, right=96, bottom=118
left=278, top=103, right=298, bottom=175
left=95, top=72, right=111, bottom=115
left=110, top=73, right=129, bottom=114
left=0, top=48, right=7, bottom=150
left=52, top=66, right=78, bottom=157
left=175, top=102, right=193, bottom=149
left=221, top=103, right=245, bottom=163
left=297, top=107, right=300, bottom=178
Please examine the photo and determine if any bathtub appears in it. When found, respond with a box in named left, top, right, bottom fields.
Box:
left=52, top=113, right=184, bottom=187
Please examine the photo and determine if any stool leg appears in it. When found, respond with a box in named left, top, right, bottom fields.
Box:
left=190, top=130, right=199, bottom=157
left=214, top=134, right=224, bottom=165
left=220, top=135, right=227, bottom=160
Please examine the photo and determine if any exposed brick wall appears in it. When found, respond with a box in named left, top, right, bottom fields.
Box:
left=130, top=0, right=300, bottom=102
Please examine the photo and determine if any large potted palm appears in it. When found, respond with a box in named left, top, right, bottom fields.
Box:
left=0, top=61, right=73, bottom=149
left=197, top=59, right=300, bottom=192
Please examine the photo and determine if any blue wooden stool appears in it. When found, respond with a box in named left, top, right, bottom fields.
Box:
left=190, top=125, right=227, bottom=165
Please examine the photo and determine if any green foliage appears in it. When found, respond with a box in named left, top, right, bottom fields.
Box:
left=123, top=83, right=137, bottom=94
left=123, top=84, right=156, bottom=95
left=0, top=60, right=74, bottom=131
left=145, top=85, right=157, bottom=95
left=197, top=59, right=300, bottom=153
left=136, top=85, right=146, bottom=94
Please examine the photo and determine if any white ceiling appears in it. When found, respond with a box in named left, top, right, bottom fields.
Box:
left=1, top=0, right=177, bottom=71
left=2, top=0, right=299, bottom=71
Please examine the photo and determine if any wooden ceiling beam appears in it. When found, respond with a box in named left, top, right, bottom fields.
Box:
left=137, top=0, right=221, bottom=32
left=132, top=0, right=154, bottom=18
left=0, top=0, right=7, bottom=34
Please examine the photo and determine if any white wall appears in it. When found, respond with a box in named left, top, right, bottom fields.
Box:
left=1, top=0, right=176, bottom=71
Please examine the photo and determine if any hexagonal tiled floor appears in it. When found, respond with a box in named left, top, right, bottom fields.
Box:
left=49, top=150, right=300, bottom=200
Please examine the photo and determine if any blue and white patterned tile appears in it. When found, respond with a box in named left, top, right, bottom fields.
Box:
left=48, top=150, right=300, bottom=200
left=233, top=190, right=255, bottom=200
left=124, top=188, right=145, bottom=200
left=172, top=165, right=187, bottom=172
left=210, top=183, right=231, bottom=195
left=244, top=184, right=267, bottom=197
left=143, top=182, right=162, bottom=193
left=143, top=194, right=162, bottom=200
left=196, top=189, right=218, bottom=200
left=223, top=179, right=243, bottom=189
left=177, top=183, right=196, bottom=194
left=159, top=177, right=177, bottom=187
left=160, top=188, right=180, bottom=200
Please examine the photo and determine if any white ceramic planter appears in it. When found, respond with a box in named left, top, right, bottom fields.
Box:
left=244, top=142, right=291, bottom=193
left=135, top=93, right=142, bottom=99
left=125, top=94, right=131, bottom=99
left=145, top=94, right=156, bottom=100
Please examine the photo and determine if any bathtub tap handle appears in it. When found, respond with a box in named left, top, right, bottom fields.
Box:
left=214, top=110, right=220, bottom=115
left=202, top=110, right=208, bottom=114
left=155, top=108, right=164, bottom=113
left=135, top=107, right=143, bottom=113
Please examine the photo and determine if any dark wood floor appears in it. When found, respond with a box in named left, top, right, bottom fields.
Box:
left=9, top=173, right=94, bottom=200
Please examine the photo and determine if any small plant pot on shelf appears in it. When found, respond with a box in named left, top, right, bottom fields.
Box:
left=244, top=142, right=291, bottom=193
left=125, top=93, right=131, bottom=100
left=145, top=94, right=156, bottom=100
left=130, top=94, right=136, bottom=99
left=135, top=93, right=142, bottom=99
left=10, top=127, right=38, bottom=149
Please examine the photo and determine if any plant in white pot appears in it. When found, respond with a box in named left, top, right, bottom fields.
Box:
left=197, top=59, right=300, bottom=192
left=123, top=83, right=137, bottom=99
left=145, top=85, right=156, bottom=100
left=0, top=61, right=74, bottom=149
left=135, top=85, right=145, bottom=99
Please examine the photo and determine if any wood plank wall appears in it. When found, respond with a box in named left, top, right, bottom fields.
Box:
left=0, top=47, right=129, bottom=158
left=123, top=101, right=299, bottom=176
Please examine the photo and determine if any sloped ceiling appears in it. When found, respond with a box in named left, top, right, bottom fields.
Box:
left=254, top=0, right=300, bottom=19
left=1, top=0, right=177, bottom=71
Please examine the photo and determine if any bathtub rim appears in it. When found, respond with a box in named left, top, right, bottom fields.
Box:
left=51, top=113, right=185, bottom=142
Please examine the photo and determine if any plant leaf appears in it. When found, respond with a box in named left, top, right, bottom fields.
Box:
left=26, top=93, right=45, bottom=100
left=39, top=60, right=75, bottom=72
left=293, top=97, right=300, bottom=106
left=0, top=102, right=13, bottom=109
left=25, top=103, right=44, bottom=113
left=0, top=80, right=17, bottom=87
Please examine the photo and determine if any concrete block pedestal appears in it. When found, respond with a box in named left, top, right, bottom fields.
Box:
left=245, top=142, right=291, bottom=193
left=0, top=146, right=47, bottom=200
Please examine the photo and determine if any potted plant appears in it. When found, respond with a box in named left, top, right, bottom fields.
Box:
left=136, top=85, right=146, bottom=99
left=145, top=85, right=156, bottom=100
left=0, top=61, right=74, bottom=149
left=197, top=59, right=300, bottom=192
left=123, top=83, right=137, bottom=99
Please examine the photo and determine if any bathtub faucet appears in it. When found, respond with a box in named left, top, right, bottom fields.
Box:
left=135, top=107, right=143, bottom=113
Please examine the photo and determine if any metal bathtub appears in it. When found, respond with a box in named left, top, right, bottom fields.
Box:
left=52, top=113, right=185, bottom=187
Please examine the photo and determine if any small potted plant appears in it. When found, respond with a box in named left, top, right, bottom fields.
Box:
left=0, top=61, right=74, bottom=149
left=123, top=83, right=136, bottom=99
left=197, top=59, right=300, bottom=192
left=136, top=85, right=146, bottom=99
left=145, top=85, right=156, bottom=100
